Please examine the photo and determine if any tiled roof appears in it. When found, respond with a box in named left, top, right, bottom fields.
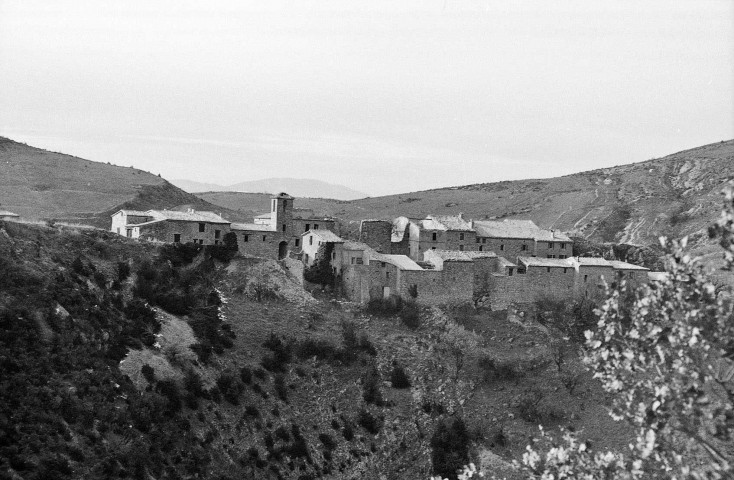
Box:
left=462, top=251, right=498, bottom=259
left=307, top=230, right=344, bottom=243
left=427, top=250, right=474, bottom=262
left=342, top=240, right=373, bottom=251
left=372, top=253, right=424, bottom=271
left=608, top=260, right=649, bottom=271
left=149, top=210, right=230, bottom=224
left=518, top=256, right=573, bottom=268
left=430, top=215, right=474, bottom=231
left=575, top=257, right=613, bottom=267
left=473, top=219, right=541, bottom=239
left=497, top=256, right=518, bottom=268
left=419, top=217, right=447, bottom=231
left=231, top=223, right=273, bottom=232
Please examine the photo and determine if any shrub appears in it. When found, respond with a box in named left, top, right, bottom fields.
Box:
left=141, top=364, right=155, bottom=384
left=294, top=338, right=340, bottom=363
left=240, top=366, right=252, bottom=384
left=254, top=367, right=268, bottom=381
left=117, top=261, right=131, bottom=281
left=478, top=355, right=521, bottom=382
left=361, top=367, right=384, bottom=406
left=357, top=409, right=382, bottom=435
left=261, top=333, right=292, bottom=372
left=217, top=371, right=245, bottom=405
left=342, top=422, right=355, bottom=441
left=274, top=374, right=288, bottom=402
left=389, top=363, right=411, bottom=389
left=275, top=426, right=291, bottom=442
left=430, top=417, right=470, bottom=480
left=399, top=300, right=421, bottom=329
left=319, top=433, right=337, bottom=451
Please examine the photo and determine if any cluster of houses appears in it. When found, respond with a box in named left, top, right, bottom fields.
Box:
left=111, top=193, right=652, bottom=308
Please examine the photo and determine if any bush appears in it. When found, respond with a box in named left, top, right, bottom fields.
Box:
left=366, top=295, right=403, bottom=315
left=357, top=409, right=382, bottom=435
left=274, top=426, right=290, bottom=442
left=399, top=300, right=421, bottom=329
left=342, top=422, right=355, bottom=441
left=274, top=374, right=288, bottom=402
left=217, top=371, right=245, bottom=405
left=261, top=333, right=292, bottom=373
left=361, top=367, right=384, bottom=406
left=430, top=417, right=470, bottom=480
left=318, top=433, right=337, bottom=451
left=389, top=363, right=411, bottom=389
left=478, top=355, right=521, bottom=382
left=240, top=366, right=252, bottom=384
left=141, top=364, right=155, bottom=384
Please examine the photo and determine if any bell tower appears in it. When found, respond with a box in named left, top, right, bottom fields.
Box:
left=271, top=192, right=294, bottom=237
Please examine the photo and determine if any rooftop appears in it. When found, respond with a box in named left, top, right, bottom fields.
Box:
left=114, top=209, right=150, bottom=217
left=372, top=253, right=424, bottom=271
left=429, top=214, right=474, bottom=231
left=497, top=256, right=518, bottom=268
left=473, top=219, right=541, bottom=239
left=149, top=210, right=230, bottom=224
left=518, top=256, right=573, bottom=268
left=341, top=240, right=373, bottom=251
left=231, top=222, right=273, bottom=232
left=608, top=260, right=650, bottom=271
left=574, top=257, right=613, bottom=267
left=306, top=230, right=344, bottom=243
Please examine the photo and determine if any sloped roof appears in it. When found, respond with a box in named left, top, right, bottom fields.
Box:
left=429, top=215, right=474, bottom=231
left=255, top=212, right=272, bottom=220
left=342, top=240, right=373, bottom=251
left=372, top=253, right=424, bottom=271
left=113, top=209, right=150, bottom=217
left=272, top=192, right=294, bottom=199
left=575, top=257, right=613, bottom=267
left=462, top=251, right=498, bottom=259
left=231, top=223, right=273, bottom=232
left=473, top=219, right=541, bottom=239
left=497, top=256, right=518, bottom=268
left=609, top=260, right=649, bottom=271
left=518, top=256, right=573, bottom=268
left=428, top=250, right=474, bottom=262
left=419, top=217, right=447, bottom=231
left=149, top=210, right=230, bottom=224
left=306, top=230, right=344, bottom=243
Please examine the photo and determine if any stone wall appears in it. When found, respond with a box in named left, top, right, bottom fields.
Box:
left=444, top=230, right=478, bottom=252
left=536, top=240, right=572, bottom=258
left=234, top=230, right=289, bottom=259
left=576, top=265, right=615, bottom=300
left=138, top=220, right=230, bottom=245
left=400, top=264, right=473, bottom=306
left=390, top=226, right=411, bottom=256
left=360, top=220, right=392, bottom=254
left=478, top=237, right=534, bottom=259
left=339, top=264, right=370, bottom=303
left=482, top=265, right=576, bottom=310
left=367, top=260, right=400, bottom=300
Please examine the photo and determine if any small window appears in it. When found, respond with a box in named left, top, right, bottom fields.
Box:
left=508, top=268, right=514, bottom=276
left=262, top=235, right=266, bottom=241
left=173, top=234, right=181, bottom=243
left=432, top=247, right=436, bottom=250
left=272, top=199, right=276, bottom=211
left=500, top=244, right=504, bottom=251
left=479, top=245, right=483, bottom=251
left=518, top=268, right=526, bottom=274
left=309, top=236, right=313, bottom=245
left=560, top=243, right=566, bottom=249
left=547, top=255, right=555, bottom=259
left=459, top=245, right=464, bottom=251
left=386, top=271, right=390, bottom=280
left=381, top=262, right=386, bottom=267
left=199, top=223, right=205, bottom=232
left=548, top=242, right=554, bottom=249
left=351, top=257, right=355, bottom=265
left=482, top=238, right=486, bottom=244
left=546, top=267, right=551, bottom=273
left=559, top=254, right=567, bottom=259
left=356, top=257, right=363, bottom=265
left=521, top=244, right=527, bottom=251
left=332, top=251, right=336, bottom=260
left=313, top=224, right=319, bottom=230
left=283, top=199, right=287, bottom=210
left=584, top=274, right=588, bottom=282
left=244, top=234, right=249, bottom=242
left=432, top=232, right=437, bottom=241
left=126, top=229, right=132, bottom=237
left=563, top=268, right=567, bottom=273
left=295, top=238, right=300, bottom=247
left=475, top=237, right=480, bottom=243
left=305, top=224, right=310, bottom=232
left=215, top=230, right=221, bottom=239
left=460, top=233, right=465, bottom=240
left=282, top=224, right=286, bottom=232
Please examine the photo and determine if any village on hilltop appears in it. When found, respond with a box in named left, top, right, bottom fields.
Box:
left=111, top=192, right=652, bottom=309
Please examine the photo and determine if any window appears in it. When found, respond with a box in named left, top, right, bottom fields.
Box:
left=500, top=244, right=504, bottom=251
left=518, top=268, right=526, bottom=274
left=432, top=247, right=436, bottom=250
left=332, top=251, right=336, bottom=260
left=476, top=237, right=480, bottom=243
left=244, top=234, right=249, bottom=242
left=584, top=274, right=588, bottom=282
left=547, top=254, right=555, bottom=259
left=295, top=238, right=300, bottom=247
left=482, top=238, right=486, bottom=244
left=459, top=245, right=464, bottom=251
left=386, top=271, right=390, bottom=280
left=116, top=228, right=120, bottom=234
left=282, top=224, right=286, bottom=232
left=559, top=254, right=567, bottom=259
left=309, top=236, right=313, bottom=245
left=173, top=234, right=181, bottom=243
left=198, top=223, right=205, bottom=232
left=215, top=240, right=220, bottom=245
left=126, top=229, right=132, bottom=237
left=563, top=268, right=567, bottom=274
left=459, top=233, right=465, bottom=240
left=479, top=245, right=483, bottom=251
left=548, top=242, right=554, bottom=249
left=560, top=243, right=566, bottom=249
left=351, top=257, right=355, bottom=265
left=546, top=267, right=551, bottom=273
left=215, top=230, right=221, bottom=239
left=304, top=254, right=309, bottom=263
left=381, top=262, right=386, bottom=267
left=262, top=235, right=266, bottom=241
left=313, top=224, right=319, bottom=230
left=521, top=244, right=527, bottom=251
left=508, top=268, right=514, bottom=276
left=305, top=224, right=310, bottom=232
left=283, top=200, right=287, bottom=210
left=272, top=200, right=276, bottom=211
left=356, top=257, right=363, bottom=265
left=432, top=232, right=437, bottom=241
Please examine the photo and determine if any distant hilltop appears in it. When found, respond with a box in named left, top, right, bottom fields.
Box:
left=171, top=177, right=369, bottom=201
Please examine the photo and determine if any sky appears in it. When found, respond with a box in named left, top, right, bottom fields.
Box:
left=1, top=1, right=732, bottom=196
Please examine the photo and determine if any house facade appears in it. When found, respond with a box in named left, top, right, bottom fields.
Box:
left=110, top=209, right=230, bottom=245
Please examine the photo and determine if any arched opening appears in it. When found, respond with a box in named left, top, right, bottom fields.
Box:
left=278, top=241, right=288, bottom=260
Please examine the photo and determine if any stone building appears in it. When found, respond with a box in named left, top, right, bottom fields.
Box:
left=473, top=219, right=572, bottom=259
left=257, top=209, right=337, bottom=250
left=301, top=229, right=344, bottom=266
left=231, top=192, right=294, bottom=259
left=110, top=209, right=230, bottom=245
left=359, top=220, right=393, bottom=253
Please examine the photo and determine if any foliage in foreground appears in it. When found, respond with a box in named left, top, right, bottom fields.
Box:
left=523, top=185, right=734, bottom=479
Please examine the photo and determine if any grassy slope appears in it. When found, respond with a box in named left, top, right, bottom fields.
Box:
left=199, top=140, right=734, bottom=249
left=0, top=137, right=244, bottom=227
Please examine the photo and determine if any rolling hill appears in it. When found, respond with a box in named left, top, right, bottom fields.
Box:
left=198, top=140, right=734, bottom=251
left=0, top=137, right=241, bottom=227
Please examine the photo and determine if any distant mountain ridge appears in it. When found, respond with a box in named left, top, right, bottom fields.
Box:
left=171, top=177, right=368, bottom=201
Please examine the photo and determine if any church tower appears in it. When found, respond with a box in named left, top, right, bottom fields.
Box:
left=271, top=192, right=294, bottom=237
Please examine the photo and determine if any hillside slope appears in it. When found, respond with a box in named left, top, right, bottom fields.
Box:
left=172, top=177, right=368, bottom=201
left=0, top=137, right=239, bottom=227
left=199, top=140, right=734, bottom=248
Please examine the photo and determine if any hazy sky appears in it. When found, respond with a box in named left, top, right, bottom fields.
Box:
left=1, top=1, right=732, bottom=196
